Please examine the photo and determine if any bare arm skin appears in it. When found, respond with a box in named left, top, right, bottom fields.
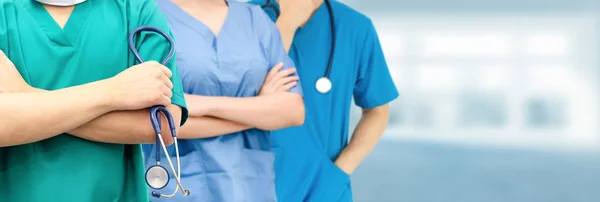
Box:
left=186, top=92, right=304, bottom=131
left=178, top=64, right=302, bottom=139
left=0, top=82, right=115, bottom=147
left=0, top=56, right=180, bottom=146
left=67, top=104, right=181, bottom=145
left=19, top=87, right=181, bottom=146
left=334, top=104, right=390, bottom=175
left=178, top=116, right=252, bottom=139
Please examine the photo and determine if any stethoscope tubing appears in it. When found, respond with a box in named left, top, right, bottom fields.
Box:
left=128, top=25, right=189, bottom=198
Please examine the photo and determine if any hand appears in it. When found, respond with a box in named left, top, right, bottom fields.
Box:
left=102, top=61, right=174, bottom=110
left=277, top=0, right=321, bottom=28
left=0, top=51, right=33, bottom=93
left=259, top=63, right=299, bottom=96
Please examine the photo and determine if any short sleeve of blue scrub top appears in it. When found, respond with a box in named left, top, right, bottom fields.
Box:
left=143, top=1, right=301, bottom=202
left=353, top=20, right=399, bottom=108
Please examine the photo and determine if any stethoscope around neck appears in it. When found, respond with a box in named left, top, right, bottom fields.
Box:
left=262, top=0, right=337, bottom=94
left=128, top=26, right=190, bottom=198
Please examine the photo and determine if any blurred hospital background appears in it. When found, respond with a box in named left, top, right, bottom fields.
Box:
left=342, top=0, right=600, bottom=201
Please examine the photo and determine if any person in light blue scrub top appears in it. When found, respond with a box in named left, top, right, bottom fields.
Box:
left=142, top=0, right=305, bottom=201
left=246, top=0, right=399, bottom=201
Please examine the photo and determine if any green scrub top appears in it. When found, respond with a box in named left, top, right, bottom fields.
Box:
left=0, top=0, right=187, bottom=201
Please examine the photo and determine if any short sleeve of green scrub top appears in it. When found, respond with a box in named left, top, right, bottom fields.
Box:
left=0, top=0, right=187, bottom=201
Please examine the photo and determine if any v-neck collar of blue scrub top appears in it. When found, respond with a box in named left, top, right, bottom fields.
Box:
left=21, top=0, right=95, bottom=47
left=292, top=2, right=330, bottom=49
left=157, top=0, right=235, bottom=43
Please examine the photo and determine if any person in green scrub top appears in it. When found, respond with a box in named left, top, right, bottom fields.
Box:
left=0, top=0, right=187, bottom=201
left=247, top=0, right=399, bottom=201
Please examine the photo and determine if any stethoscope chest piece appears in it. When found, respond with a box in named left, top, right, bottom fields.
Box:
left=316, top=77, right=332, bottom=94
left=146, top=165, right=169, bottom=189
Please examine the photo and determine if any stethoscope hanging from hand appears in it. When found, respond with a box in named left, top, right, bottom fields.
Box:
left=263, top=0, right=336, bottom=94
left=128, top=26, right=190, bottom=199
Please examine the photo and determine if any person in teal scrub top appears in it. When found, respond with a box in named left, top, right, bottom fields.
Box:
left=246, top=0, right=399, bottom=201
left=0, top=0, right=187, bottom=201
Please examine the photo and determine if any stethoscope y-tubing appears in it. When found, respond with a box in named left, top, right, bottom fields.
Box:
left=150, top=107, right=188, bottom=198
left=128, top=25, right=189, bottom=198
left=323, top=0, right=335, bottom=78
left=128, top=26, right=175, bottom=65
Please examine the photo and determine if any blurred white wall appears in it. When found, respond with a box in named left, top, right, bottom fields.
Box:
left=340, top=1, right=600, bottom=201
left=345, top=2, right=600, bottom=151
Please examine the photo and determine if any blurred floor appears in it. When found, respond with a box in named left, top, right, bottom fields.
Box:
left=352, top=137, right=600, bottom=202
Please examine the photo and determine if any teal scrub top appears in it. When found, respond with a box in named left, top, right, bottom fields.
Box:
left=248, top=0, right=399, bottom=201
left=0, top=0, right=187, bottom=201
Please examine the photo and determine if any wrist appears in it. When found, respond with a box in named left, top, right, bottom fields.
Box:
left=202, top=96, right=219, bottom=116
left=91, top=79, right=119, bottom=111
left=334, top=159, right=354, bottom=175
left=185, top=94, right=218, bottom=117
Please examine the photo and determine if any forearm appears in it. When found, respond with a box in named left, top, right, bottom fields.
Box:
left=335, top=105, right=390, bottom=175
left=187, top=93, right=304, bottom=130
left=276, top=16, right=299, bottom=53
left=0, top=83, right=112, bottom=147
left=67, top=104, right=182, bottom=145
left=179, top=116, right=251, bottom=139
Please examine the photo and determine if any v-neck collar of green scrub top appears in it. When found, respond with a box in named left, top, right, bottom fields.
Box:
left=158, top=0, right=234, bottom=43
left=21, top=0, right=95, bottom=46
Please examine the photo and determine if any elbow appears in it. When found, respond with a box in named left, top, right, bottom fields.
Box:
left=159, top=132, right=175, bottom=146
left=141, top=124, right=175, bottom=146
left=279, top=94, right=305, bottom=128
left=157, top=125, right=175, bottom=146
left=290, top=103, right=305, bottom=126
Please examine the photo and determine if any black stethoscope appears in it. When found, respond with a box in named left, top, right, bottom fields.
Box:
left=262, top=0, right=336, bottom=94
left=128, top=26, right=190, bottom=198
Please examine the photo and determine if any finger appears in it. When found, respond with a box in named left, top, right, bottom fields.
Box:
left=266, top=63, right=284, bottom=82
left=273, top=68, right=297, bottom=80
left=161, top=73, right=174, bottom=89
left=160, top=95, right=171, bottom=106
left=159, top=65, right=173, bottom=78
left=279, top=81, right=298, bottom=92
left=162, top=85, right=173, bottom=98
left=274, top=76, right=299, bottom=87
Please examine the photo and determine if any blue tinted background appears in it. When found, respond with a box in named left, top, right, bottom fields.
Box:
left=341, top=0, right=600, bottom=201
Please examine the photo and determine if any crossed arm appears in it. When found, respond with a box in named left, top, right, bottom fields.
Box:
left=178, top=92, right=304, bottom=139
left=0, top=83, right=180, bottom=147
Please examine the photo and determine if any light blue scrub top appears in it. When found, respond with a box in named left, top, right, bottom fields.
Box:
left=142, top=1, right=301, bottom=202
left=247, top=1, right=399, bottom=201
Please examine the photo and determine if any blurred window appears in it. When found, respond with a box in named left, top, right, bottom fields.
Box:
left=371, top=14, right=598, bottom=144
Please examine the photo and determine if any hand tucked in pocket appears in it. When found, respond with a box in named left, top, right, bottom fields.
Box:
left=0, top=51, right=32, bottom=93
